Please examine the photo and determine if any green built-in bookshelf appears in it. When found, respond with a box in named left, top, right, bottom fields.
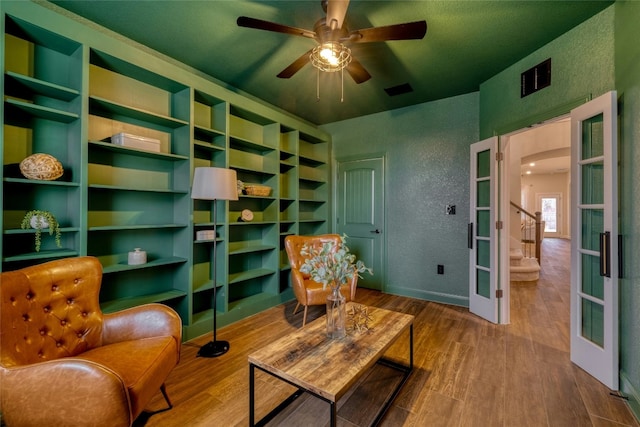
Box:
left=0, top=2, right=330, bottom=340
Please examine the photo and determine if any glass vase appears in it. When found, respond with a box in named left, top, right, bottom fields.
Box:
left=326, top=285, right=346, bottom=339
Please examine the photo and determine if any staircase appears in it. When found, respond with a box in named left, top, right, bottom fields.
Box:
left=510, top=236, right=541, bottom=281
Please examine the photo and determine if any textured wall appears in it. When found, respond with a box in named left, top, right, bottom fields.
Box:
left=479, top=7, right=615, bottom=138
left=615, top=0, right=640, bottom=417
left=322, top=93, right=479, bottom=306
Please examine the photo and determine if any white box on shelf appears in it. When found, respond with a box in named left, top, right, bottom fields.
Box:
left=111, top=133, right=161, bottom=153
left=196, top=230, right=216, bottom=241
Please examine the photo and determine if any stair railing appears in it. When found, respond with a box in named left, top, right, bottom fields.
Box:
left=510, top=201, right=543, bottom=263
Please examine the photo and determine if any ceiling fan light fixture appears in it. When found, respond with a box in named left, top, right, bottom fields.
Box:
left=310, top=42, right=351, bottom=72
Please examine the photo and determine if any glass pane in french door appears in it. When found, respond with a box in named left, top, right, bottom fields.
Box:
left=582, top=162, right=604, bottom=204
left=582, top=299, right=604, bottom=348
left=581, top=209, right=603, bottom=251
left=475, top=148, right=491, bottom=299
left=578, top=114, right=605, bottom=348
left=581, top=114, right=604, bottom=158
left=476, top=269, right=490, bottom=299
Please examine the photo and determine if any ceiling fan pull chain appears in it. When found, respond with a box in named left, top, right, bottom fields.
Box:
left=341, top=67, right=344, bottom=103
left=317, top=66, right=320, bottom=102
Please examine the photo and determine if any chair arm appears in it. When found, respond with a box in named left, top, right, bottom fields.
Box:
left=1, top=359, right=132, bottom=427
left=102, top=303, right=182, bottom=348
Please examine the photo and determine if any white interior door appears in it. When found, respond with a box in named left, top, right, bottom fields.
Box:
left=570, top=91, right=619, bottom=390
left=469, top=137, right=500, bottom=323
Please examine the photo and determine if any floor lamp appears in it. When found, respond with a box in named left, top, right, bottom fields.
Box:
left=191, top=167, right=238, bottom=358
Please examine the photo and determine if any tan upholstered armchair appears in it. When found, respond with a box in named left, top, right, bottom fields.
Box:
left=0, top=256, right=182, bottom=427
left=284, top=234, right=358, bottom=326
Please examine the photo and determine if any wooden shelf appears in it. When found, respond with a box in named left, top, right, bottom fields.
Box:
left=6, top=71, right=80, bottom=101
left=3, top=249, right=79, bottom=263
left=5, top=98, right=78, bottom=123
left=89, top=96, right=188, bottom=129
left=101, top=256, right=188, bottom=274
left=89, top=184, right=188, bottom=194
left=89, top=140, right=189, bottom=160
left=89, top=224, right=188, bottom=231
left=100, top=289, right=187, bottom=313
left=3, top=177, right=80, bottom=187
left=228, top=268, right=276, bottom=284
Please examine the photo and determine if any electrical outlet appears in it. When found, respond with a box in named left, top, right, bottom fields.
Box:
left=437, top=264, right=444, bottom=274
left=446, top=204, right=456, bottom=215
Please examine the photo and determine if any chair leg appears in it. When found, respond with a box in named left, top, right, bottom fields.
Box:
left=293, top=302, right=301, bottom=315
left=160, top=383, right=173, bottom=410
left=302, top=306, right=308, bottom=327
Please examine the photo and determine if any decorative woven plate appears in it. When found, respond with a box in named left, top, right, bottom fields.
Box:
left=19, top=153, right=64, bottom=181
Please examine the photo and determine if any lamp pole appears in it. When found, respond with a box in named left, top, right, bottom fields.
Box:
left=191, top=167, right=238, bottom=358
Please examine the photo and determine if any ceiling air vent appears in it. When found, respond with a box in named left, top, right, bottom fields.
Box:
left=384, top=83, right=413, bottom=97
left=521, top=58, right=551, bottom=98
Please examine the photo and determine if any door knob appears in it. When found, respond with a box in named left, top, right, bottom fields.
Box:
left=370, top=229, right=381, bottom=234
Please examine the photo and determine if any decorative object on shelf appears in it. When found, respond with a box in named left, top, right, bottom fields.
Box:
left=20, top=210, right=62, bottom=252
left=19, top=153, right=64, bottom=181
left=299, top=234, right=372, bottom=339
left=238, top=209, right=254, bottom=222
left=191, top=167, right=239, bottom=358
left=127, top=248, right=147, bottom=265
left=244, top=184, right=271, bottom=197
left=196, top=230, right=217, bottom=241
left=237, top=180, right=245, bottom=196
left=111, top=132, right=161, bottom=153
left=347, top=304, right=374, bottom=334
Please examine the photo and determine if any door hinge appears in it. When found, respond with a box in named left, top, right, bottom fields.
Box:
left=496, top=220, right=503, bottom=230
left=496, top=152, right=504, bottom=161
left=496, top=289, right=503, bottom=298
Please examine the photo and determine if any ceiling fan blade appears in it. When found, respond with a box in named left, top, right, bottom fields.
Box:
left=347, top=20, right=427, bottom=43
left=277, top=49, right=313, bottom=79
left=237, top=16, right=316, bottom=39
left=326, top=0, right=350, bottom=30
left=345, top=58, right=371, bottom=84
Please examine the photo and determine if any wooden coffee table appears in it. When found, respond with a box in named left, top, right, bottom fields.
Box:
left=248, top=303, right=414, bottom=427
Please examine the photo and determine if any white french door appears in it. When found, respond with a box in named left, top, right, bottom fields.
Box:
left=469, top=137, right=500, bottom=323
left=570, top=91, right=619, bottom=390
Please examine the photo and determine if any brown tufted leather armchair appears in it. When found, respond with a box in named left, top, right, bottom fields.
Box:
left=0, top=256, right=182, bottom=427
left=284, top=234, right=358, bottom=326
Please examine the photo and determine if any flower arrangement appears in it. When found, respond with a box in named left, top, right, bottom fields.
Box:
left=21, top=210, right=62, bottom=252
left=299, top=234, right=372, bottom=289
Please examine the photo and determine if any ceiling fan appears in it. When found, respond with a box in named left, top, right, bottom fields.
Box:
left=237, top=0, right=427, bottom=84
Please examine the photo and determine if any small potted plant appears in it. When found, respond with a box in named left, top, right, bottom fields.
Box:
left=20, top=210, right=62, bottom=252
left=299, top=234, right=372, bottom=338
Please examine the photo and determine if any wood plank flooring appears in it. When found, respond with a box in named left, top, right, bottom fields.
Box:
left=135, top=238, right=638, bottom=427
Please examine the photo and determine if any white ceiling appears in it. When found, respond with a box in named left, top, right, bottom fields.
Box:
left=514, top=118, right=571, bottom=176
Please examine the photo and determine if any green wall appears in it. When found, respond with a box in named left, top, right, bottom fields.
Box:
left=323, top=93, right=479, bottom=306
left=615, top=0, right=640, bottom=418
left=479, top=6, right=615, bottom=137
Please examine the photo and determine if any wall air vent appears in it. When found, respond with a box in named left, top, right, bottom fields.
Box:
left=384, top=83, right=413, bottom=97
left=521, top=58, right=551, bottom=98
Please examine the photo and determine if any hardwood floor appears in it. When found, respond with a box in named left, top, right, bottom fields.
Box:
left=136, top=238, right=638, bottom=427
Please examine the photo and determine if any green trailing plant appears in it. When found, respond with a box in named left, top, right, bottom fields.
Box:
left=20, top=210, right=62, bottom=252
left=299, top=234, right=372, bottom=289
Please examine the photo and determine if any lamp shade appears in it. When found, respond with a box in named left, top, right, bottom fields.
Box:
left=191, top=167, right=239, bottom=201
